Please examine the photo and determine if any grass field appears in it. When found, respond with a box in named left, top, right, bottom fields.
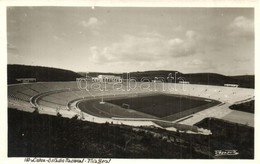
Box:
left=78, top=93, right=220, bottom=121
left=106, top=94, right=214, bottom=118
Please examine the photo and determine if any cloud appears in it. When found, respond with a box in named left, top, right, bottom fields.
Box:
left=140, top=31, right=164, bottom=38
left=228, top=16, right=254, bottom=38
left=173, top=25, right=183, bottom=32
left=86, top=17, right=99, bottom=26
left=80, top=17, right=103, bottom=35
left=7, top=43, right=17, bottom=51
left=184, top=59, right=204, bottom=66
left=8, top=43, right=20, bottom=60
left=81, top=17, right=101, bottom=28
left=89, top=30, right=202, bottom=64
left=8, top=19, right=16, bottom=24
left=89, top=46, right=115, bottom=63
left=167, top=30, right=200, bottom=57
left=52, top=35, right=63, bottom=42
left=183, top=59, right=216, bottom=72
left=89, top=46, right=102, bottom=63
left=168, top=38, right=184, bottom=46
left=185, top=30, right=196, bottom=40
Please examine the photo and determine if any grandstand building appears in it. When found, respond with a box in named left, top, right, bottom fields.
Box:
left=224, top=84, right=239, bottom=87
left=92, top=75, right=122, bottom=83
left=16, top=78, right=36, bottom=83
left=179, top=81, right=190, bottom=84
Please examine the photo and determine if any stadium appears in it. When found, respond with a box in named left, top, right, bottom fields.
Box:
left=8, top=72, right=254, bottom=132
left=7, top=67, right=255, bottom=159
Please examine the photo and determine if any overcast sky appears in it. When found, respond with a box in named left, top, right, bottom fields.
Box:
left=7, top=7, right=254, bottom=75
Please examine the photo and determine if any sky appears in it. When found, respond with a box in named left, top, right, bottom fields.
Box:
left=7, top=7, right=254, bottom=75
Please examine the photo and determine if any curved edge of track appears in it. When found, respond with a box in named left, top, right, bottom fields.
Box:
left=71, top=97, right=212, bottom=135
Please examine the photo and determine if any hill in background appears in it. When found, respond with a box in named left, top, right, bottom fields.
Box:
left=7, top=65, right=254, bottom=88
left=83, top=70, right=254, bottom=88
left=182, top=73, right=254, bottom=88
left=8, top=64, right=83, bottom=84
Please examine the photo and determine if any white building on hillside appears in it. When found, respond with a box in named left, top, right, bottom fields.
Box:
left=92, top=75, right=122, bottom=83
left=224, top=84, right=239, bottom=87
left=16, top=78, right=36, bottom=83
left=179, top=81, right=190, bottom=84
